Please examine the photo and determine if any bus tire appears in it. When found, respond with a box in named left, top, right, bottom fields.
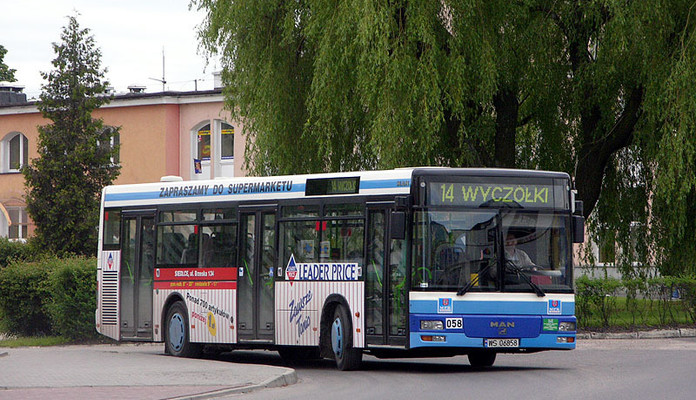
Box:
left=165, top=301, right=201, bottom=358
left=468, top=351, right=496, bottom=367
left=331, top=305, right=362, bottom=371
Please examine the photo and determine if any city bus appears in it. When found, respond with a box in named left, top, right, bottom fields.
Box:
left=96, top=167, right=584, bottom=370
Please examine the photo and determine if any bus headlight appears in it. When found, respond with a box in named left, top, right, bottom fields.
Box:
left=559, top=321, right=576, bottom=331
left=421, top=320, right=444, bottom=330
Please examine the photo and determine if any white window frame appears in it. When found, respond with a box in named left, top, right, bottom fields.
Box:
left=1, top=132, right=28, bottom=173
left=6, top=206, right=28, bottom=240
left=190, top=120, right=236, bottom=179
left=191, top=121, right=212, bottom=179
left=97, top=127, right=120, bottom=166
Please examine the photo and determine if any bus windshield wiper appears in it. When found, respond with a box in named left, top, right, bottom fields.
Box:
left=505, top=260, right=546, bottom=297
left=457, top=258, right=496, bottom=296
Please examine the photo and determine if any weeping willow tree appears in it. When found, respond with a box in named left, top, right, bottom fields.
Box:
left=194, top=0, right=696, bottom=276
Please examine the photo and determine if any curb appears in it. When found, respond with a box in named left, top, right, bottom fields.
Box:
left=578, top=328, right=696, bottom=340
left=169, top=369, right=298, bottom=400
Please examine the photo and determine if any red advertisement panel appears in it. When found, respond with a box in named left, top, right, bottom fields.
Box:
left=155, top=267, right=237, bottom=281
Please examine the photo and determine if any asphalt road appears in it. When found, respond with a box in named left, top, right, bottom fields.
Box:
left=1, top=337, right=694, bottom=399
left=217, top=337, right=696, bottom=400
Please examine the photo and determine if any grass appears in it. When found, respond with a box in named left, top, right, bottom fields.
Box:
left=0, top=335, right=71, bottom=348
left=578, top=296, right=695, bottom=331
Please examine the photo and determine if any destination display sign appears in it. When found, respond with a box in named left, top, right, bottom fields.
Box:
left=429, top=182, right=561, bottom=209
left=305, top=177, right=360, bottom=196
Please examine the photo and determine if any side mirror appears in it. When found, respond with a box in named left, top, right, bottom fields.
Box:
left=572, top=215, right=585, bottom=243
left=574, top=200, right=584, bottom=216
left=390, top=211, right=406, bottom=240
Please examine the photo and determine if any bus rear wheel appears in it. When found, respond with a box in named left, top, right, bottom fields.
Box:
left=331, top=305, right=362, bottom=371
left=468, top=351, right=496, bottom=367
left=165, top=301, right=201, bottom=358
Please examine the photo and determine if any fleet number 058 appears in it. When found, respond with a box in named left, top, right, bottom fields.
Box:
left=446, top=318, right=463, bottom=329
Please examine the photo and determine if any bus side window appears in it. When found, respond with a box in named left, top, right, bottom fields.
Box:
left=201, top=225, right=237, bottom=267
left=157, top=226, right=196, bottom=265
left=103, top=209, right=121, bottom=247
left=180, top=233, right=199, bottom=264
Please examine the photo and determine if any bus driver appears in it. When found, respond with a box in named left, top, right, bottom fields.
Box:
left=504, top=233, right=536, bottom=269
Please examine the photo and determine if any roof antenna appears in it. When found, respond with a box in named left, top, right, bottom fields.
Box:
left=148, top=47, right=166, bottom=92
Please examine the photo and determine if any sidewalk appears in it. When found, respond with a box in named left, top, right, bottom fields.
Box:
left=577, top=327, right=696, bottom=340
left=0, top=343, right=296, bottom=400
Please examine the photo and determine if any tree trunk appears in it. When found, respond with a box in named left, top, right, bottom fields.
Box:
left=575, top=87, right=643, bottom=218
left=493, top=88, right=519, bottom=168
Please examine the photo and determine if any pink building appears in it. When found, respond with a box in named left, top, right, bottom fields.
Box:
left=0, top=85, right=247, bottom=239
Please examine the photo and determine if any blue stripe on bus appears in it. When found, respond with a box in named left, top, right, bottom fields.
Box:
left=359, top=179, right=411, bottom=189
left=410, top=314, right=576, bottom=336
left=409, top=299, right=575, bottom=316
left=104, top=179, right=410, bottom=203
left=408, top=332, right=576, bottom=350
left=105, top=191, right=162, bottom=202
left=104, top=183, right=307, bottom=202
left=409, top=312, right=576, bottom=349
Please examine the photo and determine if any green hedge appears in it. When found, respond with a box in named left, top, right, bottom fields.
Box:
left=576, top=275, right=696, bottom=329
left=0, top=257, right=97, bottom=340
left=0, top=238, right=36, bottom=269
left=45, top=258, right=97, bottom=340
left=0, top=258, right=53, bottom=335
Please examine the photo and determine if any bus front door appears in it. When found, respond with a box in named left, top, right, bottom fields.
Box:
left=120, top=213, right=155, bottom=340
left=238, top=209, right=276, bottom=342
left=365, top=208, right=407, bottom=347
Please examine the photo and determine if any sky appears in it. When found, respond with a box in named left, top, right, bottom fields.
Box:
left=1, top=0, right=220, bottom=100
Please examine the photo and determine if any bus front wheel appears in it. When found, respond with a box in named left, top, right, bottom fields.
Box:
left=330, top=305, right=362, bottom=371
left=165, top=301, right=201, bottom=358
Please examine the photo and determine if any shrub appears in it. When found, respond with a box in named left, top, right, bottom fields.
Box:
left=0, top=256, right=97, bottom=340
left=0, top=258, right=53, bottom=336
left=623, top=277, right=649, bottom=325
left=676, top=276, right=696, bottom=324
left=45, top=257, right=98, bottom=340
left=576, top=275, right=696, bottom=329
left=0, top=237, right=36, bottom=269
left=576, top=275, right=622, bottom=328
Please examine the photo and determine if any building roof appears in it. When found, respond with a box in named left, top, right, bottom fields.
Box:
left=0, top=89, right=225, bottom=114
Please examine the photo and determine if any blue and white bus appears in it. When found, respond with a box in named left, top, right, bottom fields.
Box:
left=96, top=167, right=584, bottom=370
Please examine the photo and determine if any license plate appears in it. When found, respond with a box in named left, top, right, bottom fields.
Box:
left=484, top=338, right=520, bottom=348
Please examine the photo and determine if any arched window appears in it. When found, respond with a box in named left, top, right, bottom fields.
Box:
left=2, top=132, right=28, bottom=172
left=0, top=204, right=28, bottom=240
left=191, top=121, right=235, bottom=179
left=7, top=207, right=28, bottom=240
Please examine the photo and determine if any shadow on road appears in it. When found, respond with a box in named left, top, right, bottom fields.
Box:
left=210, top=350, right=567, bottom=374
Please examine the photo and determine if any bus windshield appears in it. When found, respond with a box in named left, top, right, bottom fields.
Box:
left=412, top=209, right=572, bottom=293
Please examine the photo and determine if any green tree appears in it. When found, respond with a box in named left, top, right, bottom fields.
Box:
left=23, top=15, right=120, bottom=256
left=195, top=1, right=696, bottom=275
left=0, top=44, right=17, bottom=82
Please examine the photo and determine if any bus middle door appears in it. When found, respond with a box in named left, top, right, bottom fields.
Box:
left=238, top=208, right=276, bottom=342
left=366, top=206, right=407, bottom=347
left=120, top=211, right=155, bottom=340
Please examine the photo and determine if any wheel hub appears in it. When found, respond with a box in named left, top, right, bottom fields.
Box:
left=331, top=317, right=343, bottom=358
left=169, top=313, right=185, bottom=351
